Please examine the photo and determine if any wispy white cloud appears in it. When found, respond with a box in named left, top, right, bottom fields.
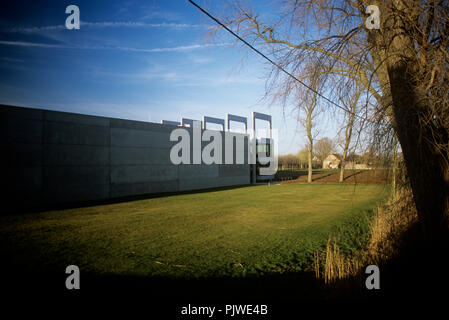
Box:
left=189, top=55, right=213, bottom=64
left=136, top=5, right=186, bottom=22
left=175, top=75, right=264, bottom=87
left=90, top=63, right=263, bottom=87
left=82, top=21, right=211, bottom=29
left=116, top=43, right=227, bottom=53
left=7, top=25, right=66, bottom=33
left=91, top=66, right=184, bottom=83
left=0, top=40, right=66, bottom=48
left=7, top=21, right=212, bottom=33
left=0, top=40, right=228, bottom=53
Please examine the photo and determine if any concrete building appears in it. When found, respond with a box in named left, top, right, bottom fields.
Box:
left=1, top=105, right=274, bottom=212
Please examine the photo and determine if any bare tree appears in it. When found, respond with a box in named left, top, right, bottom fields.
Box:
left=314, top=137, right=336, bottom=165
left=338, top=87, right=360, bottom=182
left=212, top=0, right=449, bottom=242
left=363, top=0, right=449, bottom=242
left=297, top=89, right=320, bottom=183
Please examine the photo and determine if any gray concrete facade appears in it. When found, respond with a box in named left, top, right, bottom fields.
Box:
left=1, top=105, right=250, bottom=211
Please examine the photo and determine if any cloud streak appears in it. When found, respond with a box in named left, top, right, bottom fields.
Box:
left=91, top=65, right=263, bottom=87
left=0, top=40, right=66, bottom=48
left=0, top=40, right=228, bottom=53
left=116, top=43, right=227, bottom=53
left=7, top=21, right=212, bottom=33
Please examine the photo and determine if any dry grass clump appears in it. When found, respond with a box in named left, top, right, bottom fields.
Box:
left=316, top=187, right=418, bottom=284
left=365, top=188, right=418, bottom=264
left=322, top=236, right=362, bottom=284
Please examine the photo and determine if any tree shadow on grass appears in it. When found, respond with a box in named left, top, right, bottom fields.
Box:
left=309, top=172, right=337, bottom=182
left=1, top=267, right=371, bottom=316
left=2, top=216, right=448, bottom=312
left=342, top=170, right=364, bottom=181
left=4, top=183, right=257, bottom=216
left=3, top=242, right=448, bottom=314
left=0, top=260, right=399, bottom=303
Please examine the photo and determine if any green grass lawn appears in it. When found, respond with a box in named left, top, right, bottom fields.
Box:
left=0, top=184, right=388, bottom=279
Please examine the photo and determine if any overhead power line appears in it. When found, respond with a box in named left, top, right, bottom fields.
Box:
left=188, top=0, right=368, bottom=121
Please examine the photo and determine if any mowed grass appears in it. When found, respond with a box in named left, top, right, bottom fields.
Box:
left=0, top=184, right=388, bottom=279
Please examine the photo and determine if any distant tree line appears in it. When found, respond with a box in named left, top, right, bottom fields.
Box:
left=279, top=137, right=401, bottom=171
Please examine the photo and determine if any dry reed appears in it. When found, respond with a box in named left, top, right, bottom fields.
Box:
left=316, top=186, right=418, bottom=283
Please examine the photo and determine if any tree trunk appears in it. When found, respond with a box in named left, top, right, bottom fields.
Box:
left=306, top=108, right=313, bottom=183
left=389, top=64, right=449, bottom=243
left=365, top=0, right=449, bottom=244
left=339, top=114, right=355, bottom=183
left=339, top=91, right=357, bottom=183
left=391, top=135, right=397, bottom=200
left=307, top=146, right=313, bottom=183
left=339, top=149, right=347, bottom=183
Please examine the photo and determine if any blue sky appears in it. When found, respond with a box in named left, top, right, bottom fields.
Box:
left=0, top=0, right=339, bottom=155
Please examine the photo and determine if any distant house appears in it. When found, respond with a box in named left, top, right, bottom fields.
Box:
left=322, top=154, right=341, bottom=169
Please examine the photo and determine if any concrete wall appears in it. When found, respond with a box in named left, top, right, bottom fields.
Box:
left=0, top=105, right=250, bottom=211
